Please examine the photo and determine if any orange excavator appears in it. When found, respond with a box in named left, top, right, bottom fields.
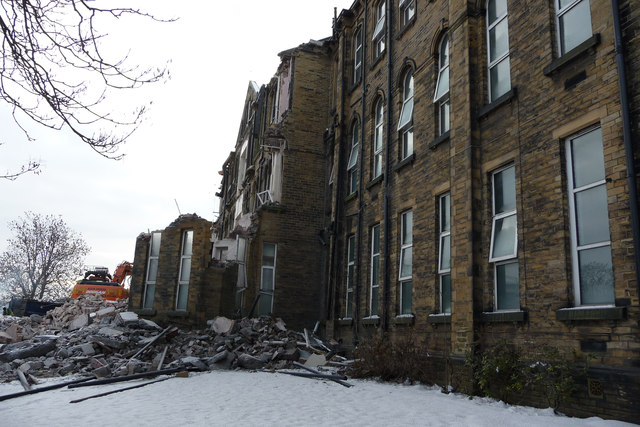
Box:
left=71, top=261, right=133, bottom=301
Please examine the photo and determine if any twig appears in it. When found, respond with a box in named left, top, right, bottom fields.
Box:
left=70, top=377, right=170, bottom=404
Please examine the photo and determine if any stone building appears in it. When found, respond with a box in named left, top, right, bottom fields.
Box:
left=129, top=214, right=237, bottom=327
left=211, top=41, right=333, bottom=331
left=323, top=0, right=639, bottom=421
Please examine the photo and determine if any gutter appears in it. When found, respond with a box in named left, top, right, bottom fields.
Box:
left=382, top=0, right=393, bottom=332
left=611, top=0, right=640, bottom=296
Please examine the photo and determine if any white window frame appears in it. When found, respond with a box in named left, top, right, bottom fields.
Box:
left=259, top=242, right=277, bottom=315
left=399, top=0, right=415, bottom=27
left=489, top=165, right=518, bottom=262
left=175, top=230, right=193, bottom=311
left=347, top=122, right=359, bottom=195
left=487, top=0, right=511, bottom=102
left=370, top=224, right=381, bottom=316
left=354, top=28, right=363, bottom=84
left=398, top=71, right=414, bottom=160
left=143, top=232, right=161, bottom=309
left=235, top=236, right=248, bottom=310
left=372, top=1, right=386, bottom=58
left=346, top=235, right=356, bottom=318
left=438, top=194, right=451, bottom=314
left=566, top=127, right=614, bottom=306
left=399, top=210, right=413, bottom=314
left=434, top=35, right=450, bottom=135
left=555, top=0, right=593, bottom=56
left=374, top=100, right=384, bottom=179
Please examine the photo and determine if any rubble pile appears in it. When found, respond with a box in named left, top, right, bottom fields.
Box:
left=0, top=296, right=340, bottom=385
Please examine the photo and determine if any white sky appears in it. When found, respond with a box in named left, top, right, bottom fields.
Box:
left=0, top=1, right=354, bottom=275
left=0, top=370, right=632, bottom=426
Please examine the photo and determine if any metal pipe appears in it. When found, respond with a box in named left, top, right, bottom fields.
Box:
left=611, top=0, right=640, bottom=296
left=382, top=0, right=393, bottom=332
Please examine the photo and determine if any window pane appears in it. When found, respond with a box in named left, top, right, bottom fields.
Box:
left=403, top=211, right=413, bottom=244
left=347, top=144, right=358, bottom=169
left=348, top=264, right=355, bottom=290
left=488, top=0, right=507, bottom=23
left=435, top=67, right=450, bottom=100
left=490, top=57, right=511, bottom=101
left=372, top=255, right=380, bottom=288
left=489, top=19, right=509, bottom=62
left=346, top=289, right=353, bottom=318
left=350, top=169, right=358, bottom=193
left=440, top=234, right=451, bottom=271
left=441, top=274, right=451, bottom=313
left=180, top=258, right=191, bottom=282
left=401, top=280, right=412, bottom=314
left=494, top=166, right=516, bottom=213
left=403, top=129, right=414, bottom=158
left=440, top=36, right=449, bottom=65
left=492, top=214, right=517, bottom=258
left=496, top=262, right=519, bottom=310
left=571, top=128, right=605, bottom=188
left=348, top=236, right=355, bottom=262
left=579, top=245, right=614, bottom=305
left=261, top=267, right=274, bottom=291
left=559, top=0, right=592, bottom=54
left=575, top=184, right=610, bottom=246
left=150, top=233, right=161, bottom=257
left=398, top=97, right=414, bottom=130
left=441, top=194, right=450, bottom=232
left=176, top=284, right=189, bottom=310
left=400, top=246, right=412, bottom=278
left=182, top=231, right=193, bottom=256
left=146, top=258, right=158, bottom=282
left=371, top=285, right=379, bottom=316
left=374, top=154, right=382, bottom=178
left=263, top=243, right=276, bottom=266
left=237, top=238, right=247, bottom=261
left=143, top=284, right=155, bottom=309
left=258, top=292, right=273, bottom=316
left=440, top=99, right=450, bottom=134
left=373, top=226, right=380, bottom=253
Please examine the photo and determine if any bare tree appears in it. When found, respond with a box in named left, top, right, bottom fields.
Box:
left=0, top=212, right=90, bottom=300
left=0, top=0, right=170, bottom=179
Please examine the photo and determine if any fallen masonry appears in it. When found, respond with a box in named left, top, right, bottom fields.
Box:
left=0, top=295, right=349, bottom=388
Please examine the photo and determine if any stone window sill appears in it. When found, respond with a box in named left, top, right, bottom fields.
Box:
left=361, top=316, right=380, bottom=326
left=428, top=313, right=451, bottom=324
left=477, top=87, right=518, bottom=120
left=481, top=310, right=526, bottom=323
left=344, top=191, right=358, bottom=203
left=543, top=34, right=601, bottom=76
left=555, top=306, right=625, bottom=321
left=337, top=318, right=353, bottom=326
left=428, top=130, right=451, bottom=150
left=167, top=310, right=189, bottom=318
left=134, top=308, right=157, bottom=316
left=366, top=174, right=383, bottom=190
left=392, top=314, right=415, bottom=325
left=393, top=152, right=415, bottom=172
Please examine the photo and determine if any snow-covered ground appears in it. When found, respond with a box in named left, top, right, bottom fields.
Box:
left=0, top=370, right=634, bottom=426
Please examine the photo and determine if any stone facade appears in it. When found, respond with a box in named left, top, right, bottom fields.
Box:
left=324, top=0, right=639, bottom=422
left=129, top=214, right=237, bottom=327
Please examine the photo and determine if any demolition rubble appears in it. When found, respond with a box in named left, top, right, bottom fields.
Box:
left=0, top=296, right=345, bottom=386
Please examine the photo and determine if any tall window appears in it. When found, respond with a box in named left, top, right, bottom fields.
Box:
left=374, top=100, right=384, bottom=178
left=566, top=127, right=614, bottom=305
left=176, top=230, right=193, bottom=311
left=398, top=71, right=414, bottom=160
left=347, top=122, right=359, bottom=195
left=346, top=235, right=356, bottom=318
left=555, top=0, right=592, bottom=55
left=439, top=194, right=451, bottom=314
left=434, top=35, right=450, bottom=135
left=372, top=1, right=386, bottom=58
left=143, top=232, right=161, bottom=309
left=370, top=225, right=381, bottom=316
left=399, top=0, right=415, bottom=27
left=354, top=28, right=363, bottom=84
left=487, top=0, right=511, bottom=101
left=235, top=237, right=248, bottom=310
left=258, top=243, right=277, bottom=315
left=490, top=165, right=519, bottom=311
left=399, top=210, right=413, bottom=314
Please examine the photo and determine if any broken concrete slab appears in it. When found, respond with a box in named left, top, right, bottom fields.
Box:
left=98, top=327, right=124, bottom=337
left=237, top=353, right=266, bottom=370
left=304, top=353, right=327, bottom=368
left=68, top=314, right=89, bottom=331
left=0, top=338, right=57, bottom=362
left=211, top=317, right=235, bottom=335
left=94, top=306, right=116, bottom=318
left=114, top=312, right=138, bottom=326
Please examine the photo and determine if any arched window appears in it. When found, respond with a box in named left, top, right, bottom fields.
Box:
left=434, top=35, right=450, bottom=135
left=399, top=0, right=415, bottom=28
left=373, top=99, right=384, bottom=178
left=347, top=121, right=359, bottom=195
left=354, top=28, right=363, bottom=84
left=487, top=0, right=511, bottom=101
left=398, top=71, right=414, bottom=159
left=372, top=1, right=386, bottom=58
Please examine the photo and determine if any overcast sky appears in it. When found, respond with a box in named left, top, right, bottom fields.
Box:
left=0, top=1, right=354, bottom=275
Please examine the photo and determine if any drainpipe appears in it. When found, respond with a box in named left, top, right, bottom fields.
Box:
left=611, top=0, right=640, bottom=295
left=353, top=0, right=369, bottom=347
left=382, top=0, right=393, bottom=332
